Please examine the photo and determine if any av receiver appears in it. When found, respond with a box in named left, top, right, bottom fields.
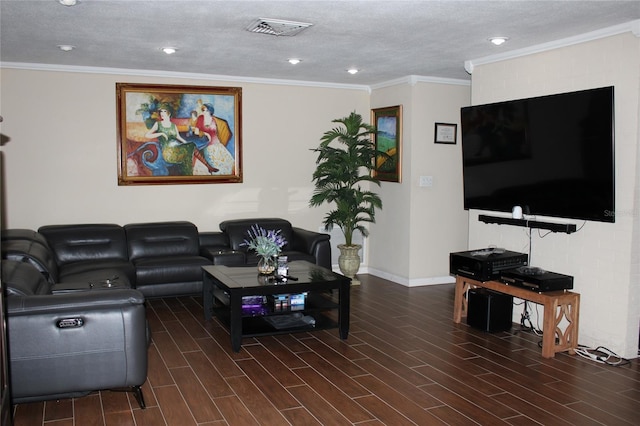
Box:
left=450, top=248, right=528, bottom=282
left=500, top=267, right=574, bottom=292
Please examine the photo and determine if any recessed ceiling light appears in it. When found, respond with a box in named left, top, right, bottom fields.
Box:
left=58, top=0, right=78, bottom=6
left=489, top=36, right=509, bottom=46
left=57, top=44, right=75, bottom=52
left=288, top=58, right=301, bottom=65
left=347, top=68, right=359, bottom=75
left=161, top=47, right=177, bottom=55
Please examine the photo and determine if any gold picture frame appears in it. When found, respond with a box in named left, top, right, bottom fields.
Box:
left=371, top=105, right=402, bottom=183
left=116, top=83, right=242, bottom=185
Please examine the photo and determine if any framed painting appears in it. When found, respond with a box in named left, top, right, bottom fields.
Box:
left=116, top=83, right=242, bottom=185
left=371, top=105, right=402, bottom=183
left=434, top=122, right=457, bottom=144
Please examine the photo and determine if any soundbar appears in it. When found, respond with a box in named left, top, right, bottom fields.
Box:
left=479, top=215, right=577, bottom=234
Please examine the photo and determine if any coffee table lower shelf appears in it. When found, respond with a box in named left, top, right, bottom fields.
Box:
left=214, top=310, right=339, bottom=338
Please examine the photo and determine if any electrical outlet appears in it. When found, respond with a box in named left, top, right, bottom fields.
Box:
left=419, top=176, right=433, bottom=187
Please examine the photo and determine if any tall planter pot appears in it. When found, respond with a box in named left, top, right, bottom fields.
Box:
left=337, top=244, right=361, bottom=285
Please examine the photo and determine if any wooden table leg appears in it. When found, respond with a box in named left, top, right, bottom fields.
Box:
left=567, top=293, right=580, bottom=355
left=453, top=276, right=468, bottom=323
left=541, top=292, right=580, bottom=358
left=541, top=298, right=558, bottom=358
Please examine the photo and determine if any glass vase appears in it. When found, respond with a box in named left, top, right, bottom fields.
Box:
left=257, top=256, right=277, bottom=275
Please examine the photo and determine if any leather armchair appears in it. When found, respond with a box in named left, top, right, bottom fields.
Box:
left=2, top=260, right=149, bottom=407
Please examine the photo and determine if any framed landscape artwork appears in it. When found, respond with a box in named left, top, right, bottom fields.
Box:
left=116, top=83, right=242, bottom=185
left=371, top=105, right=402, bottom=183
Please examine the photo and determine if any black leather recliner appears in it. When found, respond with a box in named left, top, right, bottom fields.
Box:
left=1, top=260, right=149, bottom=407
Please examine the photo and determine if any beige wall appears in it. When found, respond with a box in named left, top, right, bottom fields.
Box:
left=369, top=83, right=414, bottom=282
left=469, top=33, right=640, bottom=358
left=409, top=82, right=470, bottom=283
left=0, top=69, right=368, bottom=235
left=369, top=80, right=471, bottom=284
left=0, top=67, right=470, bottom=286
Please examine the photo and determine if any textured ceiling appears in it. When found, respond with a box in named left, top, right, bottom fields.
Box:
left=1, top=1, right=639, bottom=86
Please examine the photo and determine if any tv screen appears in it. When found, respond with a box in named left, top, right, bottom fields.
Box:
left=460, top=86, right=615, bottom=223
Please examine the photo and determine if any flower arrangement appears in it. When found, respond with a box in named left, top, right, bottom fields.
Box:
left=242, top=224, right=287, bottom=259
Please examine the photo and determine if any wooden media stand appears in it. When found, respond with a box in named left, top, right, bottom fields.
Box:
left=453, top=275, right=580, bottom=358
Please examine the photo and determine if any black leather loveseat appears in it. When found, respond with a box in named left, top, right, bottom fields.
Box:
left=2, top=219, right=331, bottom=298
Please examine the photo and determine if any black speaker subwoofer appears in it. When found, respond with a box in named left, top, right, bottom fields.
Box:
left=467, top=288, right=513, bottom=332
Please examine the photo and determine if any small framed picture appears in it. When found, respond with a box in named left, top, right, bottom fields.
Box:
left=372, top=105, right=402, bottom=183
left=434, top=122, right=457, bottom=144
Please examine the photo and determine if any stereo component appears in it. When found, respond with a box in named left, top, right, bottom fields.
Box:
left=450, top=248, right=528, bottom=282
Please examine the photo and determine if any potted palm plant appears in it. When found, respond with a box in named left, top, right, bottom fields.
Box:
left=309, top=111, right=383, bottom=283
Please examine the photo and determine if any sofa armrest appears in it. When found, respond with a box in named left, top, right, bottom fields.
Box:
left=291, top=227, right=332, bottom=269
left=198, top=232, right=246, bottom=265
left=7, top=289, right=145, bottom=314
left=7, top=289, right=148, bottom=402
left=1, top=238, right=59, bottom=284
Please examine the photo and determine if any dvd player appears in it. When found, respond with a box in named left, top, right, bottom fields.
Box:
left=500, top=267, right=573, bottom=292
left=450, top=248, right=528, bottom=282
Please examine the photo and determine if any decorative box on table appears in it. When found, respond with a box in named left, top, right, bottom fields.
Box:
left=270, top=293, right=307, bottom=311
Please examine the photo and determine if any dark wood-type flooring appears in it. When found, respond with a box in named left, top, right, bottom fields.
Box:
left=11, top=274, right=640, bottom=425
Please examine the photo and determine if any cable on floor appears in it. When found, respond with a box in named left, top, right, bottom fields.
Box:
left=574, top=345, right=631, bottom=367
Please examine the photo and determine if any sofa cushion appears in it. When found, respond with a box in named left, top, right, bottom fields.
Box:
left=56, top=259, right=135, bottom=287
left=125, top=221, right=201, bottom=260
left=219, top=218, right=293, bottom=251
left=38, top=224, right=129, bottom=266
left=132, top=255, right=211, bottom=285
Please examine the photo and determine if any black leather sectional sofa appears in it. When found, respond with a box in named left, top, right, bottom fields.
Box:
left=2, top=218, right=331, bottom=298
left=0, top=218, right=330, bottom=406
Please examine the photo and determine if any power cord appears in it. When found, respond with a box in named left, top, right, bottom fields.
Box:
left=575, top=345, right=631, bottom=367
left=519, top=301, right=542, bottom=336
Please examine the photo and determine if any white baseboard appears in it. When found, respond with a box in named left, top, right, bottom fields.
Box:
left=355, top=265, right=455, bottom=287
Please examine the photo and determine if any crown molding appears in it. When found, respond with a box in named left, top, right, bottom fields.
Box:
left=1, top=62, right=472, bottom=92
left=465, top=19, right=640, bottom=74
left=370, top=75, right=470, bottom=90
left=0, top=61, right=372, bottom=92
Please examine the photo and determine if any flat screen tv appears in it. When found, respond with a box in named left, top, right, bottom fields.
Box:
left=460, top=86, right=615, bottom=223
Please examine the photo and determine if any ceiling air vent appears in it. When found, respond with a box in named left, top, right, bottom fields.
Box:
left=246, top=18, right=313, bottom=36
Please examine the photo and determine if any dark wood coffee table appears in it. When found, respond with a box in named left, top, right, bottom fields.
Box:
left=202, top=261, right=351, bottom=352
